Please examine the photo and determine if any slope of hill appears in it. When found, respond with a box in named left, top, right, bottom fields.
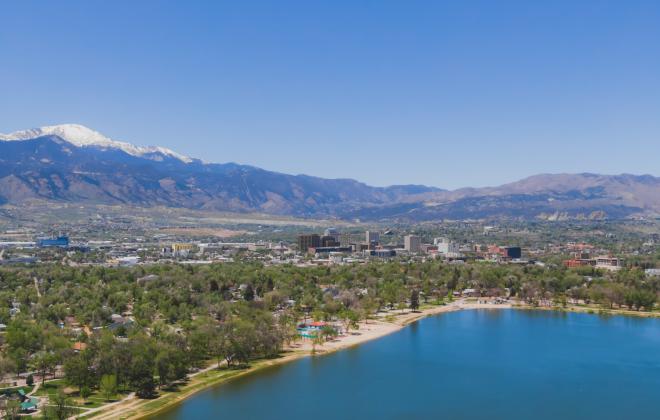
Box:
left=0, top=124, right=658, bottom=221
left=0, top=127, right=440, bottom=217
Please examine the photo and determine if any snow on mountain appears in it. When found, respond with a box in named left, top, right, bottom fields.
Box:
left=0, top=124, right=193, bottom=163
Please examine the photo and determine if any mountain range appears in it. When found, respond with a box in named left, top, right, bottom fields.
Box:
left=0, top=124, right=658, bottom=221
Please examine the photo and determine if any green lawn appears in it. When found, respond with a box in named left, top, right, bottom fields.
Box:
left=34, top=379, right=130, bottom=410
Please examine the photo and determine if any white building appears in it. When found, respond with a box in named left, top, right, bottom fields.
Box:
left=595, top=256, right=624, bottom=271
left=434, top=237, right=460, bottom=255
left=645, top=268, right=660, bottom=277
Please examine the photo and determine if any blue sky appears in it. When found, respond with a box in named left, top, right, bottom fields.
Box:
left=1, top=1, right=659, bottom=189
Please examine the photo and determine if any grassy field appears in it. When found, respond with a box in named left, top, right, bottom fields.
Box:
left=30, top=378, right=130, bottom=417
left=86, top=352, right=307, bottom=420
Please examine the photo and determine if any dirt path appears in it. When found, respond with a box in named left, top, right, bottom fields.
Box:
left=33, top=277, right=41, bottom=298
left=75, top=393, right=137, bottom=420
left=26, top=381, right=40, bottom=397
left=74, top=361, right=226, bottom=419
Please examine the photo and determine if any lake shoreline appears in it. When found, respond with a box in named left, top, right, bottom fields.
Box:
left=92, top=300, right=658, bottom=420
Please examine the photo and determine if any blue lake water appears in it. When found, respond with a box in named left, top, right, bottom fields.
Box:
left=158, top=309, right=660, bottom=419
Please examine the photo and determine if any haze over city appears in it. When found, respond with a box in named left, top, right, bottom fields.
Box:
left=2, top=1, right=660, bottom=189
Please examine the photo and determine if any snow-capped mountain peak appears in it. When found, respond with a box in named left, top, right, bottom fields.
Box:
left=0, top=124, right=193, bottom=163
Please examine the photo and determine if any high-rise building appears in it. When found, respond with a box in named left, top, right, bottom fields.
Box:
left=339, top=233, right=354, bottom=247
left=321, top=235, right=340, bottom=247
left=298, top=234, right=320, bottom=251
left=365, top=231, right=380, bottom=245
left=434, top=237, right=460, bottom=255
left=404, top=235, right=421, bottom=253
left=324, top=227, right=340, bottom=241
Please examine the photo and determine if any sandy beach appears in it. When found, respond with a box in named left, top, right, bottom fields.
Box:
left=292, top=300, right=469, bottom=355
left=305, top=300, right=515, bottom=354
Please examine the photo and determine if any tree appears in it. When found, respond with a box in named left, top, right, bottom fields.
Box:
left=188, top=319, right=217, bottom=368
left=155, top=350, right=173, bottom=389
left=633, top=289, right=656, bottom=311
left=4, top=399, right=20, bottom=419
left=410, top=290, right=420, bottom=311
left=47, top=390, right=73, bottom=420
left=0, top=355, right=17, bottom=382
left=26, top=373, right=34, bottom=387
left=209, top=279, right=219, bottom=292
left=216, top=318, right=257, bottom=367
left=30, top=351, right=56, bottom=385
left=100, top=374, right=117, bottom=402
left=64, top=354, right=93, bottom=390
left=320, top=325, right=338, bottom=342
left=132, top=370, right=156, bottom=399
left=311, top=332, right=324, bottom=355
left=155, top=345, right=188, bottom=388
left=382, top=281, right=404, bottom=309
left=339, top=310, right=360, bottom=334
left=447, top=268, right=460, bottom=291
left=129, top=344, right=156, bottom=398
left=80, top=385, right=91, bottom=404
left=243, top=284, right=255, bottom=302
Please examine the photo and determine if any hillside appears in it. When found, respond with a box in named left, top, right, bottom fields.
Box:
left=0, top=125, right=658, bottom=221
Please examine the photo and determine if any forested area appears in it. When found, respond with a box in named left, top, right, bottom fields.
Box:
left=0, top=259, right=657, bottom=404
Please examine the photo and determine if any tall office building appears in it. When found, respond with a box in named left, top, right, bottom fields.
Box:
left=365, top=231, right=380, bottom=245
left=324, top=227, right=340, bottom=241
left=434, top=237, right=460, bottom=254
left=339, top=233, right=354, bottom=247
left=321, top=235, right=340, bottom=247
left=404, top=235, right=421, bottom=253
left=298, top=234, right=320, bottom=251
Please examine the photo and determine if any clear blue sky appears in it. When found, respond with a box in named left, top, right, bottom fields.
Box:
left=1, top=1, right=659, bottom=189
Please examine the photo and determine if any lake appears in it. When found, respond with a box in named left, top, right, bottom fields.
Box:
left=157, top=309, right=660, bottom=420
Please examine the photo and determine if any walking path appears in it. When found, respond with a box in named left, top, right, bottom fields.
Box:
left=72, top=392, right=136, bottom=419
left=74, top=361, right=225, bottom=419
left=33, top=277, right=41, bottom=298
left=26, top=381, right=40, bottom=397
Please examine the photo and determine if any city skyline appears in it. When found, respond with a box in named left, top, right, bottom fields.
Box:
left=2, top=1, right=660, bottom=189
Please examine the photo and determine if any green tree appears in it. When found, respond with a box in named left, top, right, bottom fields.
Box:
left=4, top=399, right=20, bottom=419
left=100, top=374, right=117, bottom=402
left=129, top=344, right=156, bottom=398
left=80, top=385, right=91, bottom=404
left=155, top=345, right=188, bottom=388
left=339, top=310, right=360, bottom=334
left=410, top=290, right=420, bottom=311
left=216, top=318, right=257, bottom=367
left=30, top=351, right=57, bottom=385
left=0, top=355, right=17, bottom=381
left=243, top=284, right=255, bottom=302
left=46, top=390, right=73, bottom=420
left=64, top=354, right=93, bottom=390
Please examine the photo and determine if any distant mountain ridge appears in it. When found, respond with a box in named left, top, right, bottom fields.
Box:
left=0, top=124, right=658, bottom=221
left=0, top=125, right=441, bottom=216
